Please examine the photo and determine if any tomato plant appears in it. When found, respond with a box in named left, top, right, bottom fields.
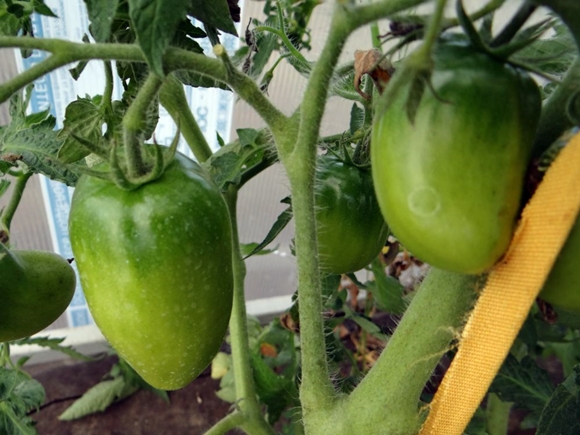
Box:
left=371, top=42, right=541, bottom=274
left=315, top=154, right=388, bottom=274
left=1, top=0, right=580, bottom=434
left=0, top=247, right=76, bottom=342
left=69, top=152, right=234, bottom=390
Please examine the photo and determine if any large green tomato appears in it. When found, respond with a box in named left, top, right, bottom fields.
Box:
left=540, top=215, right=580, bottom=312
left=371, top=42, right=541, bottom=274
left=0, top=247, right=76, bottom=342
left=69, top=153, right=233, bottom=390
left=315, top=155, right=389, bottom=274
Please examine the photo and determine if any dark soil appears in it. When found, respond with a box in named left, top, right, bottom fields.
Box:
left=26, top=355, right=235, bottom=435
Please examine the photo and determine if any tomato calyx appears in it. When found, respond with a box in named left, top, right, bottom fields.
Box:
left=68, top=128, right=180, bottom=191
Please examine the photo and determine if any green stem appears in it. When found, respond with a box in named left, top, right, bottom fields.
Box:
left=343, top=269, right=481, bottom=435
left=0, top=171, right=32, bottom=243
left=532, top=58, right=580, bottom=158
left=281, top=6, right=356, bottom=421
left=223, top=189, right=275, bottom=435
left=159, top=74, right=213, bottom=163
left=418, top=0, right=448, bottom=56
left=101, top=61, right=114, bottom=113
left=0, top=53, right=67, bottom=104
left=254, top=26, right=308, bottom=65
left=347, top=0, right=431, bottom=30
left=485, top=393, right=512, bottom=435
left=212, top=45, right=288, bottom=136
left=122, top=72, right=163, bottom=178
left=204, top=412, right=245, bottom=435
left=490, top=2, right=537, bottom=47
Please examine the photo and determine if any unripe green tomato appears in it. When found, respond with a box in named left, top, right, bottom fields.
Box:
left=69, top=152, right=234, bottom=390
left=540, top=215, right=580, bottom=312
left=0, top=248, right=76, bottom=342
left=315, top=155, right=389, bottom=274
left=371, top=42, right=541, bottom=274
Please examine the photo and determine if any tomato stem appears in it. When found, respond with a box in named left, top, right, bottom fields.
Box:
left=0, top=171, right=32, bottom=244
left=159, top=74, right=213, bottom=163
left=122, top=72, right=163, bottom=179
left=222, top=189, right=276, bottom=435
left=343, top=269, right=481, bottom=434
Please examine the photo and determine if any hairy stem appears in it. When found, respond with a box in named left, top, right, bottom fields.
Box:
left=122, top=73, right=163, bottom=178
left=0, top=171, right=32, bottom=243
left=204, top=412, right=245, bottom=435
left=344, top=269, right=481, bottom=435
left=223, top=189, right=275, bottom=435
left=159, top=75, right=213, bottom=163
left=281, top=5, right=355, bottom=421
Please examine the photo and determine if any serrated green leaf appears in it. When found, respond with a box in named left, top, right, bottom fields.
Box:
left=32, top=0, right=57, bottom=17
left=0, top=124, right=79, bottom=186
left=0, top=366, right=44, bottom=435
left=128, top=0, right=189, bottom=77
left=83, top=0, right=118, bottom=42
left=0, top=402, right=37, bottom=435
left=344, top=306, right=388, bottom=341
left=537, top=366, right=580, bottom=435
left=187, top=0, right=237, bottom=37
left=489, top=355, right=554, bottom=413
left=349, top=103, right=364, bottom=135
left=251, top=352, right=294, bottom=424
left=57, top=99, right=105, bottom=163
left=11, top=337, right=93, bottom=361
left=368, top=259, right=406, bottom=315
left=243, top=200, right=291, bottom=259
left=59, top=377, right=135, bottom=421
left=0, top=4, right=22, bottom=36
left=204, top=128, right=274, bottom=189
left=0, top=179, right=10, bottom=197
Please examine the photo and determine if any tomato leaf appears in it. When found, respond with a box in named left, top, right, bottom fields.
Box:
left=536, top=366, right=580, bottom=435
left=11, top=337, right=94, bottom=361
left=57, top=98, right=105, bottom=163
left=349, top=103, right=364, bottom=135
left=489, top=354, right=554, bottom=413
left=0, top=367, right=45, bottom=435
left=59, top=377, right=137, bottom=421
left=128, top=0, right=189, bottom=77
left=187, top=0, right=238, bottom=37
left=243, top=198, right=292, bottom=259
left=83, top=0, right=119, bottom=42
left=367, top=259, right=406, bottom=315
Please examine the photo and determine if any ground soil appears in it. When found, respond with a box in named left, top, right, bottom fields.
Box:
left=26, top=355, right=235, bottom=435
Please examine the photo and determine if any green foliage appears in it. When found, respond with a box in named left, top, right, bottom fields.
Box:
left=0, top=367, right=44, bottom=435
left=0, top=89, right=79, bottom=186
left=59, top=356, right=168, bottom=421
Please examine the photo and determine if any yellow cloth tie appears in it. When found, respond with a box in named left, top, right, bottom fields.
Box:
left=419, top=132, right=580, bottom=435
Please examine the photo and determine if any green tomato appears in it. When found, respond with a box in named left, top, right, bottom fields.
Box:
left=315, top=155, right=389, bottom=274
left=69, top=153, right=233, bottom=390
left=540, top=215, right=580, bottom=312
left=0, top=247, right=76, bottom=342
left=371, top=42, right=541, bottom=274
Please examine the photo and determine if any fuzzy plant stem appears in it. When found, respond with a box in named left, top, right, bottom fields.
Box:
left=342, top=269, right=481, bottom=435
left=122, top=72, right=163, bottom=178
left=222, top=189, right=275, bottom=435
left=159, top=74, right=213, bottom=163
left=0, top=171, right=32, bottom=243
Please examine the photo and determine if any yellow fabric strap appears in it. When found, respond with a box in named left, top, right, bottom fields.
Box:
left=419, top=132, right=580, bottom=435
